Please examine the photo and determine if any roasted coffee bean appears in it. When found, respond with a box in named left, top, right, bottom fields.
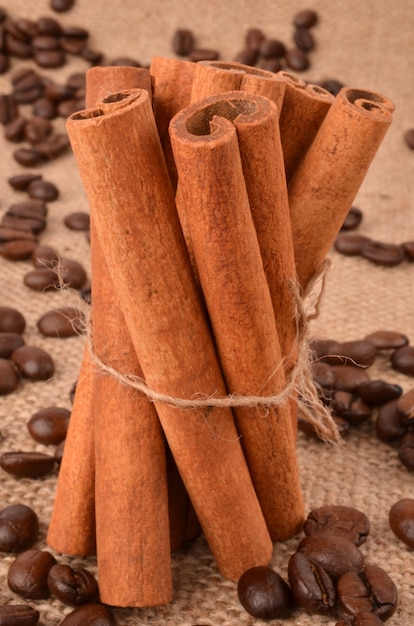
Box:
left=360, top=239, right=405, bottom=266
left=398, top=431, right=414, bottom=470
left=375, top=399, right=407, bottom=443
left=27, top=179, right=59, bottom=201
left=8, top=173, right=43, bottom=191
left=345, top=397, right=372, bottom=425
left=234, top=47, right=259, bottom=66
left=402, top=240, right=414, bottom=260
left=64, top=211, right=90, bottom=231
left=4, top=34, right=32, bottom=60
left=335, top=613, right=384, bottom=626
left=37, top=16, right=62, bottom=36
left=59, top=603, right=117, bottom=626
left=0, top=604, right=40, bottom=625
left=389, top=498, right=414, bottom=548
left=4, top=116, right=27, bottom=142
left=391, top=345, right=414, bottom=376
left=27, top=406, right=70, bottom=445
left=13, top=147, right=46, bottom=167
left=24, top=116, right=53, bottom=144
left=24, top=268, right=62, bottom=290
left=0, top=306, right=26, bottom=334
left=0, top=227, right=37, bottom=244
left=341, top=206, right=363, bottom=231
left=397, top=388, right=414, bottom=425
left=172, top=28, right=194, bottom=56
left=32, top=34, right=61, bottom=51
left=31, top=244, right=59, bottom=268
left=0, top=53, right=10, bottom=74
left=364, top=329, right=409, bottom=350
left=0, top=94, right=19, bottom=125
left=260, top=58, right=283, bottom=73
left=293, top=9, right=318, bottom=28
left=404, top=128, right=414, bottom=150
left=293, top=27, right=315, bottom=52
left=32, top=96, right=56, bottom=119
left=310, top=338, right=342, bottom=363
left=332, top=390, right=353, bottom=417
left=287, top=551, right=335, bottom=613
left=51, top=0, right=76, bottom=12
left=8, top=549, right=57, bottom=599
left=237, top=566, right=295, bottom=619
left=331, top=365, right=370, bottom=393
left=311, top=361, right=335, bottom=390
left=108, top=56, right=141, bottom=67
left=357, top=379, right=403, bottom=405
left=0, top=451, right=56, bottom=478
left=319, top=78, right=345, bottom=95
left=35, top=132, right=70, bottom=158
left=0, top=359, right=19, bottom=394
left=2, top=214, right=46, bottom=235
left=7, top=199, right=48, bottom=220
left=333, top=340, right=377, bottom=367
left=59, top=257, right=88, bottom=288
left=303, top=505, right=370, bottom=546
left=57, top=98, right=84, bottom=117
left=0, top=503, right=39, bottom=552
left=245, top=28, right=265, bottom=52
left=337, top=564, right=397, bottom=621
left=37, top=307, right=85, bottom=338
left=285, top=48, right=310, bottom=71
left=11, top=345, right=55, bottom=380
left=0, top=239, right=38, bottom=261
left=189, top=48, right=219, bottom=62
left=34, top=49, right=66, bottom=69
left=297, top=532, right=364, bottom=580
left=259, top=38, right=286, bottom=59
left=0, top=332, right=25, bottom=358
left=47, top=564, right=98, bottom=606
left=44, top=82, right=75, bottom=102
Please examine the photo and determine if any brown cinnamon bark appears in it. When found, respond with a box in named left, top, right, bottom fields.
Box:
left=170, top=91, right=304, bottom=540
left=66, top=88, right=272, bottom=581
left=289, top=87, right=394, bottom=289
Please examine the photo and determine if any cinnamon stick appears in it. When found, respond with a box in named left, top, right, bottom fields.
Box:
left=288, top=87, right=394, bottom=289
left=169, top=91, right=304, bottom=540
left=66, top=88, right=272, bottom=581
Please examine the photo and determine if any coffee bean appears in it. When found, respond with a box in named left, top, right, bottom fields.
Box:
left=310, top=338, right=342, bottom=363
left=0, top=306, right=26, bottom=333
left=32, top=96, right=56, bottom=119
left=237, top=566, right=295, bottom=619
left=27, top=179, right=59, bottom=201
left=0, top=332, right=25, bottom=358
left=0, top=239, right=38, bottom=261
left=360, top=239, right=405, bottom=266
left=108, top=56, right=141, bottom=67
left=391, top=345, right=414, bottom=376
left=0, top=226, right=37, bottom=244
left=389, top=498, right=414, bottom=548
left=375, top=399, right=407, bottom=443
left=335, top=613, right=384, bottom=626
left=189, top=49, right=219, bottom=62
left=0, top=94, right=19, bottom=125
left=398, top=431, right=414, bottom=470
left=293, top=27, right=315, bottom=52
left=64, top=211, right=90, bottom=231
left=51, top=0, right=76, bottom=12
left=4, top=115, right=27, bottom=142
left=259, top=38, right=286, bottom=59
left=13, top=147, right=46, bottom=167
left=8, top=173, right=43, bottom=191
left=35, top=132, right=70, bottom=158
left=402, top=240, right=414, bottom=260
left=285, top=48, right=310, bottom=71
left=172, top=29, right=194, bottom=56
left=24, top=116, right=53, bottom=144
left=27, top=406, right=70, bottom=445
left=397, top=388, right=414, bottom=426
left=37, top=307, right=85, bottom=339
left=357, top=379, right=403, bottom=406
left=319, top=78, right=345, bottom=96
left=0, top=451, right=56, bottom=478
left=58, top=257, right=88, bottom=288
left=2, top=214, right=46, bottom=235
left=234, top=48, right=259, bottom=66
left=260, top=58, right=283, bottom=73
left=34, top=48, right=66, bottom=69
left=245, top=28, right=265, bottom=52
left=0, top=503, right=39, bottom=552
left=337, top=564, right=398, bottom=621
left=404, top=128, right=414, bottom=150
left=334, top=340, right=377, bottom=367
left=47, top=564, right=98, bottom=606
left=344, top=397, right=372, bottom=426
left=293, top=9, right=319, bottom=28
left=332, top=390, right=353, bottom=418
left=341, top=206, right=363, bottom=231
left=331, top=365, right=370, bottom=393
left=32, top=244, right=59, bottom=268
left=11, top=345, right=55, bottom=380
left=297, top=532, right=364, bottom=580
left=304, top=505, right=370, bottom=547
left=363, top=329, right=409, bottom=350
left=7, top=199, right=48, bottom=220
left=0, top=359, right=19, bottom=394
left=287, top=551, right=335, bottom=613
left=0, top=604, right=40, bottom=625
left=311, top=361, right=335, bottom=390
left=59, top=603, right=116, bottom=626
left=0, top=53, right=10, bottom=75
left=24, top=268, right=59, bottom=290
left=8, top=549, right=57, bottom=599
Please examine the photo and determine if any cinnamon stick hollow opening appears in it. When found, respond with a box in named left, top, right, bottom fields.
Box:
left=70, top=90, right=145, bottom=121
left=343, top=87, right=395, bottom=112
left=200, top=60, right=283, bottom=81
left=185, top=98, right=257, bottom=136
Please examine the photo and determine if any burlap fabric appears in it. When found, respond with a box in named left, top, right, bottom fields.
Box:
left=0, top=0, right=413, bottom=624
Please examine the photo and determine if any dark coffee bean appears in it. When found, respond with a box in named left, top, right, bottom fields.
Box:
left=108, top=56, right=141, bottom=67
left=234, top=47, right=259, bottom=66
left=287, top=551, right=335, bottom=613
left=310, top=338, right=342, bottom=364
left=24, top=116, right=53, bottom=144
left=11, top=345, right=55, bottom=380
left=0, top=503, right=39, bottom=552
left=2, top=214, right=46, bottom=235
left=245, top=28, right=265, bottom=51
left=32, top=96, right=56, bottom=119
left=335, top=612, right=384, bottom=626
left=341, top=206, right=363, bottom=231
left=389, top=498, right=414, bottom=548
left=13, top=147, right=46, bottom=167
left=4, top=116, right=27, bottom=142
left=398, top=431, right=414, bottom=470
left=303, top=505, right=370, bottom=546
left=8, top=173, right=42, bottom=191
left=57, top=98, right=84, bottom=117
left=293, top=9, right=319, bottom=28
left=35, top=132, right=71, bottom=159
left=7, top=199, right=48, bottom=219
left=375, top=399, right=407, bottom=443
left=337, top=564, right=398, bottom=621
left=172, top=28, right=194, bottom=56
left=0, top=604, right=40, bottom=625
left=27, top=179, right=59, bottom=201
left=332, top=390, right=353, bottom=418
left=37, top=307, right=85, bottom=338
left=357, top=379, right=403, bottom=405
left=51, top=0, right=75, bottom=12
left=0, top=239, right=38, bottom=261
left=0, top=451, right=56, bottom=478
left=32, top=34, right=61, bottom=51
left=331, top=365, right=371, bottom=392
left=363, top=329, right=409, bottom=350
left=404, top=128, right=414, bottom=150
left=391, top=345, right=414, bottom=376
left=0, top=332, right=25, bottom=358
left=237, top=566, right=295, bottom=619
left=0, top=94, right=19, bottom=125
left=189, top=49, right=219, bottom=62
left=66, top=72, right=86, bottom=91
left=81, top=48, right=104, bottom=64
left=59, top=603, right=117, bottom=626
left=12, top=18, right=38, bottom=39
left=360, top=239, right=405, bottom=266
left=34, top=48, right=66, bottom=69
left=260, top=58, right=283, bottom=73
left=44, top=82, right=75, bottom=102
left=297, top=532, right=364, bottom=580
left=402, top=240, right=414, bottom=260
left=59, top=257, right=88, bottom=288
left=23, top=268, right=61, bottom=291
left=0, top=359, right=19, bottom=394
left=259, top=38, right=286, bottom=59
left=319, top=78, right=345, bottom=96
left=31, top=244, right=59, bottom=268
left=293, top=27, right=315, bottom=52
left=0, top=53, right=10, bottom=74
left=285, top=48, right=310, bottom=71
left=64, top=211, right=90, bottom=231
left=36, top=16, right=62, bottom=36
left=0, top=227, right=37, bottom=244
left=334, top=340, right=377, bottom=367
left=47, top=564, right=98, bottom=606
left=5, top=33, right=32, bottom=59
left=0, top=306, right=26, bottom=333
left=311, top=361, right=335, bottom=390
left=397, top=388, right=414, bottom=426
left=8, top=549, right=57, bottom=599
left=345, top=397, right=372, bottom=425
left=27, top=406, right=70, bottom=445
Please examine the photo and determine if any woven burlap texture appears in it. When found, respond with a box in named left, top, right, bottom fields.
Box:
left=0, top=0, right=413, bottom=624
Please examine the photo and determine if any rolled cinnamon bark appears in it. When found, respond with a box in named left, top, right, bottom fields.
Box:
left=289, top=87, right=394, bottom=289
left=66, top=88, right=272, bottom=581
left=170, top=91, right=304, bottom=540
left=85, top=65, right=152, bottom=103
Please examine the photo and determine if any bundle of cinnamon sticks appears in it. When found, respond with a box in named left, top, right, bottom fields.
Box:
left=47, top=59, right=394, bottom=608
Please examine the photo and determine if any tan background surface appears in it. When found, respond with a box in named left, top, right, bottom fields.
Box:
left=0, top=0, right=414, bottom=624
